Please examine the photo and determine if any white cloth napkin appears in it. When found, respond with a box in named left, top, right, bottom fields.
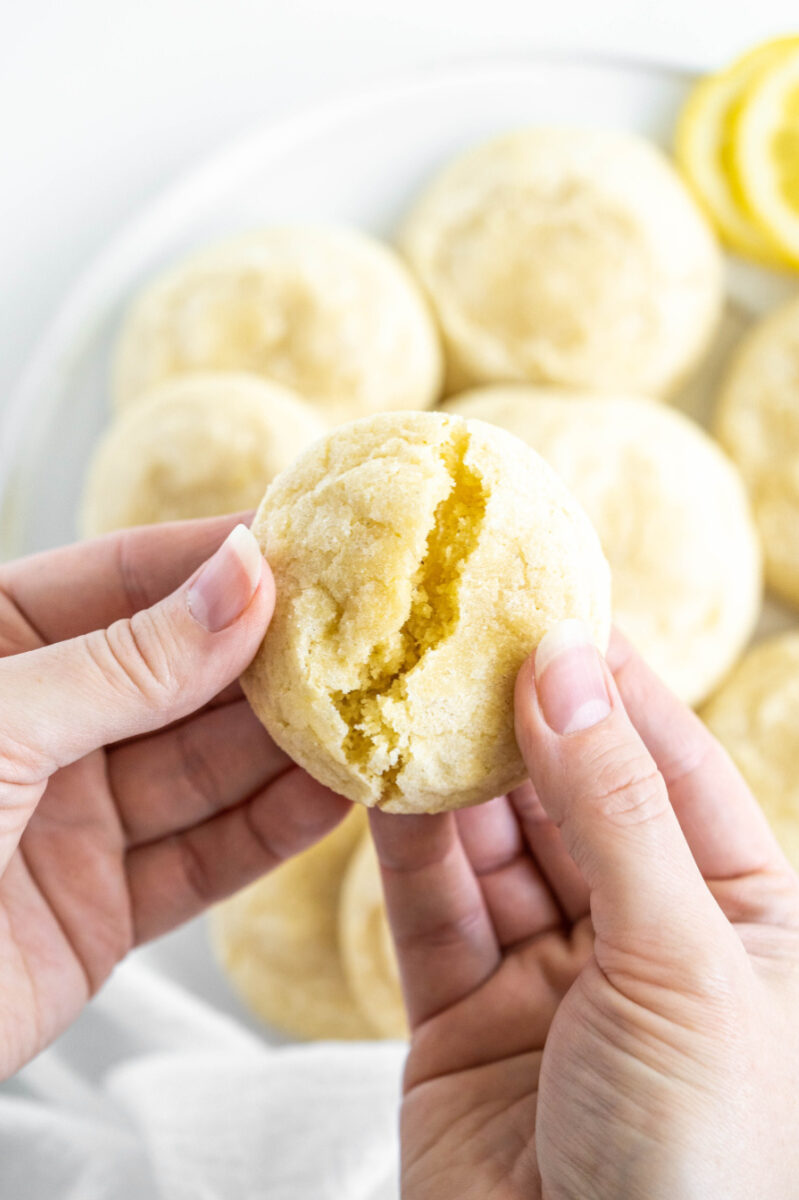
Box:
left=0, top=958, right=405, bottom=1199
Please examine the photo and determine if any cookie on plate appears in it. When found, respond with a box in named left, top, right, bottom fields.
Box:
left=715, top=293, right=799, bottom=608
left=210, top=809, right=371, bottom=1040
left=701, top=632, right=799, bottom=870
left=81, top=373, right=324, bottom=535
left=445, top=387, right=762, bottom=706
left=241, top=410, right=611, bottom=814
left=398, top=128, right=722, bottom=396
left=338, top=831, right=406, bottom=1040
left=112, top=227, right=443, bottom=424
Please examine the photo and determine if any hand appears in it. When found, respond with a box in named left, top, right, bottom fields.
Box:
left=372, top=623, right=799, bottom=1199
left=0, top=515, right=349, bottom=1080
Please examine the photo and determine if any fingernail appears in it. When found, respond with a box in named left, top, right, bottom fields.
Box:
left=534, top=619, right=611, bottom=735
left=187, top=524, right=264, bottom=632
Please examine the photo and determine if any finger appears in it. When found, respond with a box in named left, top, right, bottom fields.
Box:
left=369, top=809, right=500, bottom=1028
left=510, top=781, right=590, bottom=922
left=0, top=513, right=253, bottom=644
left=115, top=678, right=248, bottom=743
left=127, top=767, right=350, bottom=942
left=405, top=922, right=595, bottom=1089
left=108, top=698, right=290, bottom=846
left=607, top=629, right=786, bottom=878
left=455, top=798, right=563, bottom=944
left=514, top=621, right=731, bottom=970
left=0, top=524, right=272, bottom=783
left=710, top=870, right=799, bottom=931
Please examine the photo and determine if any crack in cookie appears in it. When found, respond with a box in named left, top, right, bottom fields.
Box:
left=332, top=428, right=488, bottom=802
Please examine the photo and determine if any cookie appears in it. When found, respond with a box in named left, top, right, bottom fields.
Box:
left=701, top=632, right=799, bottom=870
left=398, top=128, right=722, bottom=396
left=112, top=227, right=443, bottom=424
left=338, top=831, right=406, bottom=1040
left=81, top=373, right=324, bottom=535
left=445, top=387, right=762, bottom=705
left=715, top=293, right=799, bottom=608
left=241, top=410, right=611, bottom=813
left=210, top=809, right=371, bottom=1040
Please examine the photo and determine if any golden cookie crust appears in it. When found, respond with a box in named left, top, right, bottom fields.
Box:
left=445, top=387, right=762, bottom=706
left=399, top=128, right=722, bottom=397
left=112, top=227, right=443, bottom=424
left=701, top=632, right=799, bottom=870
left=715, top=294, right=799, bottom=608
left=81, top=372, right=325, bottom=536
left=242, top=410, right=611, bottom=814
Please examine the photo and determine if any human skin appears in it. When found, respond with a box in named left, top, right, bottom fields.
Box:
left=371, top=623, right=799, bottom=1199
left=0, top=515, right=350, bottom=1079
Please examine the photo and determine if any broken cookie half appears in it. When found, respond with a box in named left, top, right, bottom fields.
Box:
left=241, top=410, right=611, bottom=814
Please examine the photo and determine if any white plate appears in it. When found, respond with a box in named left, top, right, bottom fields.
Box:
left=0, top=53, right=796, bottom=1034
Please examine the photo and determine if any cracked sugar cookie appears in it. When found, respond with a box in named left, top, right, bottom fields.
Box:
left=715, top=294, right=799, bottom=608
left=80, top=373, right=325, bottom=536
left=210, top=809, right=373, bottom=1040
left=338, top=831, right=406, bottom=1040
left=398, top=128, right=722, bottom=396
left=241, top=411, right=611, bottom=814
left=112, top=226, right=443, bottom=424
left=445, top=387, right=762, bottom=706
left=701, top=632, right=799, bottom=871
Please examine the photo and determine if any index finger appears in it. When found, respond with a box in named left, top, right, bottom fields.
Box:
left=369, top=809, right=500, bottom=1028
left=0, top=513, right=253, bottom=644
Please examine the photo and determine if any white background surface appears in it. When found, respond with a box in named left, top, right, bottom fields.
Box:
left=1, top=0, right=798, bottom=414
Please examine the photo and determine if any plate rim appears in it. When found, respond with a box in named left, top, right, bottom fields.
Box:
left=0, top=48, right=697, bottom=533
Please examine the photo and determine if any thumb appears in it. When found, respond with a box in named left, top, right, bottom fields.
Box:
left=514, top=619, right=727, bottom=970
left=1, top=523, right=273, bottom=779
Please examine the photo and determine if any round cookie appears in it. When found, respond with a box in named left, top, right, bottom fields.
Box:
left=210, top=809, right=372, bottom=1041
left=398, top=127, right=722, bottom=397
left=241, top=410, right=611, bottom=814
left=80, top=373, right=325, bottom=536
left=445, top=387, right=762, bottom=706
left=339, top=832, right=407, bottom=1040
left=715, top=294, right=799, bottom=608
left=701, top=632, right=799, bottom=871
left=112, top=226, right=443, bottom=424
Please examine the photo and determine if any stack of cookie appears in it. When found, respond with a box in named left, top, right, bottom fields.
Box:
left=81, top=227, right=443, bottom=534
left=701, top=300, right=799, bottom=870
left=80, top=124, right=799, bottom=1041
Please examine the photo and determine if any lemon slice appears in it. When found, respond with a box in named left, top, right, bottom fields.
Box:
left=733, top=44, right=799, bottom=266
left=675, top=38, right=798, bottom=263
